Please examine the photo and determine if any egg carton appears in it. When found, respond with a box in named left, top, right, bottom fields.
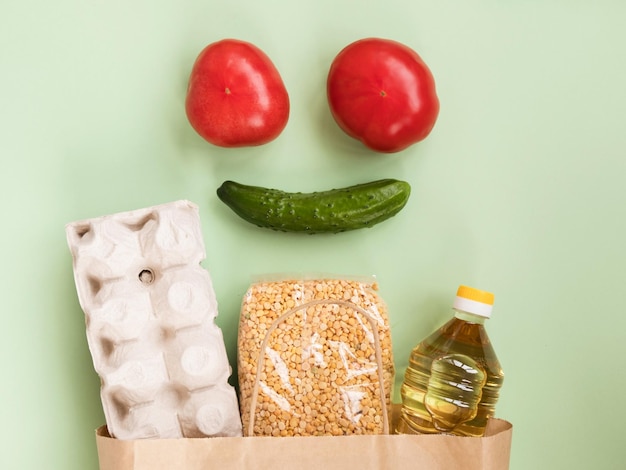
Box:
left=66, top=200, right=242, bottom=440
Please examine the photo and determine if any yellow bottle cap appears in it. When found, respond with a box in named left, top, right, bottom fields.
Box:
left=454, top=285, right=495, bottom=318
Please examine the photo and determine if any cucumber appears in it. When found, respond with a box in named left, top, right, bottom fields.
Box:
left=216, top=178, right=411, bottom=234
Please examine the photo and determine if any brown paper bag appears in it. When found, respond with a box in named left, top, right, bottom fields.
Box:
left=96, top=405, right=512, bottom=470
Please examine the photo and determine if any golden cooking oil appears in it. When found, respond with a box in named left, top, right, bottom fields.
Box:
left=395, top=285, right=504, bottom=437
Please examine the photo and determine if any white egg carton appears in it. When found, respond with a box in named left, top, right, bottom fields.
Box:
left=66, top=200, right=242, bottom=440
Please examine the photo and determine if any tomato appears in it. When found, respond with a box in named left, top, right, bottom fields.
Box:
left=327, top=38, right=439, bottom=153
left=185, top=39, right=290, bottom=147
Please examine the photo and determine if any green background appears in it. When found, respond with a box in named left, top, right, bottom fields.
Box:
left=2, top=1, right=625, bottom=468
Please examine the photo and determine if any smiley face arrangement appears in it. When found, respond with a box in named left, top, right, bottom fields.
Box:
left=185, top=38, right=440, bottom=234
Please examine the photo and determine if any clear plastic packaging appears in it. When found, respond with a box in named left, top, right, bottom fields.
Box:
left=396, top=285, right=504, bottom=437
left=237, top=276, right=395, bottom=436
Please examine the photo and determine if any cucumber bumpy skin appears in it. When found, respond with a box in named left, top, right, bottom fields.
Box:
left=216, top=178, right=411, bottom=234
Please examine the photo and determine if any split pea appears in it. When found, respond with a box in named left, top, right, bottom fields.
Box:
left=238, top=278, right=395, bottom=436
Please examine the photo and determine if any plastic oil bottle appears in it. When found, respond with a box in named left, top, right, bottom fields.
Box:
left=395, top=285, right=504, bottom=437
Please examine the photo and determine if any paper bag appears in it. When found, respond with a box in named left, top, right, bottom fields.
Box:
left=96, top=405, right=512, bottom=470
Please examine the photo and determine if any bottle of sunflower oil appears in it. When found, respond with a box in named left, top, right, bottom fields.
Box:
left=395, top=285, right=504, bottom=437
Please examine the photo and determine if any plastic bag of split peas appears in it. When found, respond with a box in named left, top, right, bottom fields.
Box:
left=237, top=276, right=395, bottom=437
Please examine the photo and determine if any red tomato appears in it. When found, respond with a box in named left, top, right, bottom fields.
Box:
left=327, top=38, right=439, bottom=153
left=185, top=39, right=290, bottom=147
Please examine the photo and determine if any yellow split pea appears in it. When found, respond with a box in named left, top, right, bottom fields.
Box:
left=238, top=278, right=394, bottom=436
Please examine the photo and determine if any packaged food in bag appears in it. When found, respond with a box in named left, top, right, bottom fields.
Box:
left=237, top=276, right=394, bottom=436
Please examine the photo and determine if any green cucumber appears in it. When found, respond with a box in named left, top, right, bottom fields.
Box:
left=216, top=178, right=411, bottom=234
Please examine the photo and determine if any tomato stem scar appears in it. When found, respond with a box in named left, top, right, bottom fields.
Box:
left=225, top=87, right=231, bottom=94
